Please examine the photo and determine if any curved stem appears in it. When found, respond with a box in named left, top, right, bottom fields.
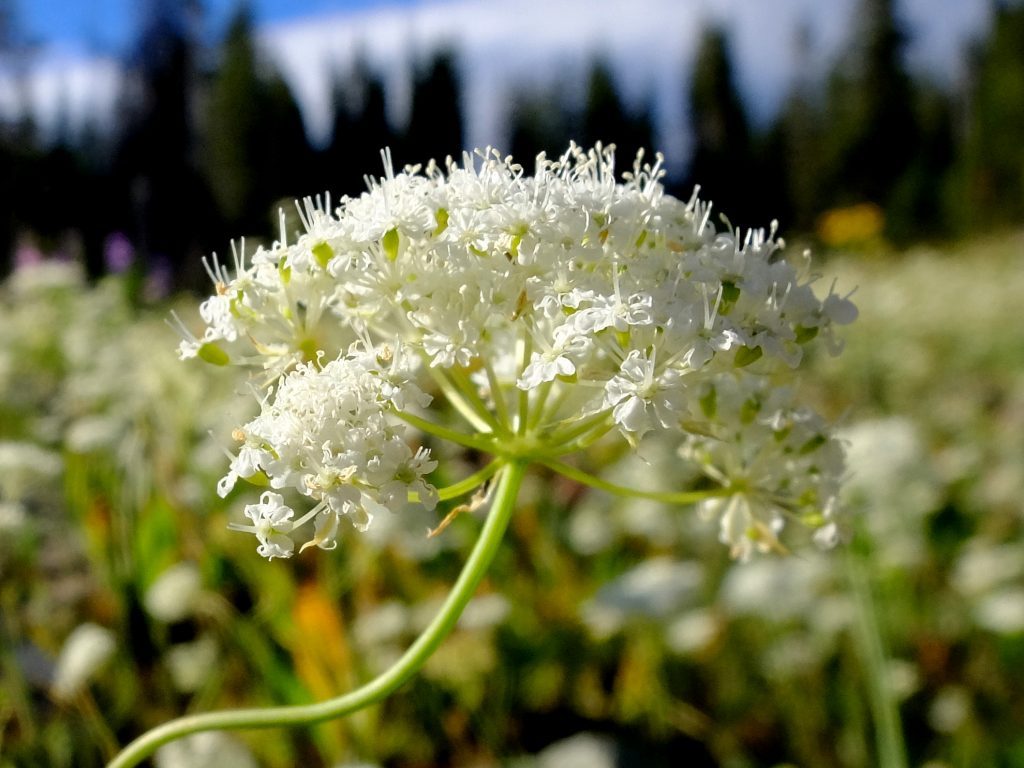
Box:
left=107, top=461, right=528, bottom=768
left=540, top=457, right=732, bottom=505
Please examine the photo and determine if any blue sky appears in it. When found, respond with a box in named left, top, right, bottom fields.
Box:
left=18, top=0, right=416, bottom=55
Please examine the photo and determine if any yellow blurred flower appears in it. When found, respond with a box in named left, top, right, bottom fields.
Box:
left=816, top=203, right=884, bottom=249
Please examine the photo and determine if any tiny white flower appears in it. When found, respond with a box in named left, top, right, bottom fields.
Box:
left=572, top=291, right=654, bottom=334
left=303, top=508, right=341, bottom=552
left=604, top=350, right=687, bottom=438
left=518, top=325, right=588, bottom=389
left=681, top=375, right=846, bottom=559
left=228, top=491, right=296, bottom=560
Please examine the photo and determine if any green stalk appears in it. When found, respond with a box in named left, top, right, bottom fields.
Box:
left=540, top=457, right=733, bottom=505
left=526, top=379, right=554, bottom=430
left=394, top=410, right=497, bottom=454
left=544, top=410, right=612, bottom=449
left=106, top=461, right=528, bottom=768
left=516, top=332, right=532, bottom=436
left=412, top=459, right=503, bottom=503
left=845, top=544, right=908, bottom=768
left=483, top=359, right=512, bottom=431
left=448, top=365, right=506, bottom=436
left=424, top=365, right=495, bottom=434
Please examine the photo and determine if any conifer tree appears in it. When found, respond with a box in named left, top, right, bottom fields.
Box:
left=322, top=57, right=396, bottom=197
left=580, top=59, right=654, bottom=168
left=255, top=70, right=314, bottom=210
left=684, top=25, right=758, bottom=223
left=203, top=8, right=261, bottom=229
left=820, top=0, right=919, bottom=213
left=112, top=0, right=210, bottom=288
left=960, top=1, right=1024, bottom=228
left=203, top=5, right=314, bottom=240
left=771, top=23, right=824, bottom=232
left=0, top=0, right=29, bottom=271
left=507, top=84, right=572, bottom=166
left=322, top=67, right=357, bottom=190
left=402, top=49, right=463, bottom=165
left=886, top=85, right=957, bottom=242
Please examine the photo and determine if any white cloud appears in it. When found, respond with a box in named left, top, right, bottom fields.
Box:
left=259, top=0, right=991, bottom=173
left=0, top=52, right=122, bottom=141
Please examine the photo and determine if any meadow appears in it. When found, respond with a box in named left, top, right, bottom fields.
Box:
left=1, top=229, right=1022, bottom=767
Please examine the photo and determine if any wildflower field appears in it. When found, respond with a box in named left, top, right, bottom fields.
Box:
left=1, top=216, right=1022, bottom=768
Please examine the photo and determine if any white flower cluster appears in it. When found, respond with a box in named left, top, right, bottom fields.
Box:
left=183, top=143, right=854, bottom=559
left=679, top=375, right=845, bottom=560
left=223, top=345, right=437, bottom=558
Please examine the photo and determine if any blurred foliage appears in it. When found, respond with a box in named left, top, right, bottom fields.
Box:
left=1, top=225, right=1023, bottom=766
left=957, top=1, right=1024, bottom=230
left=816, top=203, right=885, bottom=250
left=2, top=0, right=1024, bottom=281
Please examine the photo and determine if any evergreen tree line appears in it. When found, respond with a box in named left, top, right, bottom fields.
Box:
left=1, top=0, right=1023, bottom=289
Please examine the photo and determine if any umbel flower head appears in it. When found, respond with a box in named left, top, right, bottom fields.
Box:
left=179, top=143, right=856, bottom=560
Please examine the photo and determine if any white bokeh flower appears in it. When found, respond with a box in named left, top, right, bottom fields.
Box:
left=154, top=731, right=258, bottom=768
left=144, top=562, right=204, bottom=623
left=51, top=623, right=116, bottom=701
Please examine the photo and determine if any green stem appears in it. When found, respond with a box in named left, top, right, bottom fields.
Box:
left=540, top=458, right=733, bottom=505
left=516, top=333, right=532, bottom=436
left=845, top=543, right=907, bottom=768
left=555, top=419, right=616, bottom=454
left=535, top=379, right=571, bottom=428
left=448, top=365, right=506, bottom=435
left=545, top=410, right=612, bottom=449
left=410, top=459, right=503, bottom=503
left=527, top=379, right=554, bottom=430
left=484, top=360, right=512, bottom=431
left=424, top=366, right=494, bottom=434
left=77, top=690, right=121, bottom=760
left=106, top=461, right=528, bottom=768
left=394, top=410, right=497, bottom=454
